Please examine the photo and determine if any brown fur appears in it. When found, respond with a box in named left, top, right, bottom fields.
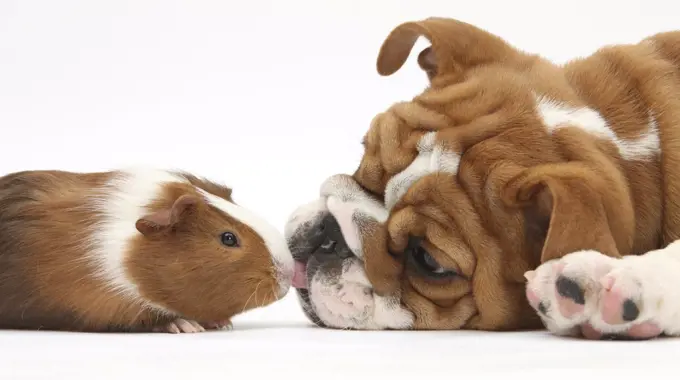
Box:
left=0, top=169, right=278, bottom=332
left=352, top=17, right=680, bottom=330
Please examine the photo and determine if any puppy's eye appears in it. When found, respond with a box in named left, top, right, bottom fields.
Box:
left=411, top=246, right=457, bottom=279
left=220, top=232, right=239, bottom=247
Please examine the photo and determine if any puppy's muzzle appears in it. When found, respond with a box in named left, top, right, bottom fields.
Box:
left=291, top=214, right=356, bottom=290
left=315, top=214, right=355, bottom=260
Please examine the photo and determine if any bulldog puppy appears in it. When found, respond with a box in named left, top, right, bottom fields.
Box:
left=285, top=17, right=680, bottom=339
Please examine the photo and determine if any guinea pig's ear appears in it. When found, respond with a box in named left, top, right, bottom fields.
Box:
left=501, top=163, right=634, bottom=263
left=135, top=194, right=200, bottom=236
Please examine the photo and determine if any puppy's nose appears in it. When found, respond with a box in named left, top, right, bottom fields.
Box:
left=318, top=238, right=337, bottom=253
left=315, top=214, right=354, bottom=259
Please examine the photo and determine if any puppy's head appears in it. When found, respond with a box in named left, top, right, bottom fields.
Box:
left=286, top=17, right=638, bottom=330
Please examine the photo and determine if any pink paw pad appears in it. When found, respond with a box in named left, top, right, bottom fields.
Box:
left=580, top=322, right=603, bottom=340
left=599, top=275, right=641, bottom=325
left=580, top=321, right=662, bottom=340
left=625, top=321, right=662, bottom=339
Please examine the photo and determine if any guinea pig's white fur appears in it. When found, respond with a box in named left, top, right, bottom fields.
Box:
left=0, top=167, right=294, bottom=333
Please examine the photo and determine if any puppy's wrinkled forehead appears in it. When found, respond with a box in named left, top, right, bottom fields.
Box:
left=353, top=17, right=547, bottom=201
left=357, top=104, right=445, bottom=197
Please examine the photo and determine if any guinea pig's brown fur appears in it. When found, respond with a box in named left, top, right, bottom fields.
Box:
left=0, top=167, right=294, bottom=333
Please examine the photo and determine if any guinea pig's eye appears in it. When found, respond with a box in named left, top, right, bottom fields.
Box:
left=410, top=245, right=457, bottom=279
left=220, top=232, right=239, bottom=247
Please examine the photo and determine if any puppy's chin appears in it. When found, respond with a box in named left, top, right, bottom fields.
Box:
left=294, top=256, right=412, bottom=330
left=291, top=244, right=374, bottom=329
left=294, top=288, right=326, bottom=328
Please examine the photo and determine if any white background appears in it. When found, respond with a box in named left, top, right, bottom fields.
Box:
left=2, top=0, right=680, bottom=378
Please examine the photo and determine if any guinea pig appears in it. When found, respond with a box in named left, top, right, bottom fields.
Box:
left=0, top=167, right=294, bottom=333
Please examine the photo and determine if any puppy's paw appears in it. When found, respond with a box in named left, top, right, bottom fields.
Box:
left=589, top=264, right=663, bottom=339
left=525, top=249, right=676, bottom=340
left=153, top=318, right=207, bottom=334
left=525, top=250, right=616, bottom=337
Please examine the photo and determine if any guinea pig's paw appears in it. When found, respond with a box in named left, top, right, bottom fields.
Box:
left=153, top=318, right=207, bottom=334
left=525, top=250, right=617, bottom=336
left=203, top=319, right=233, bottom=331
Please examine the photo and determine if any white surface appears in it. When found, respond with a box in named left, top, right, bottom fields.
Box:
left=5, top=317, right=680, bottom=379
left=2, top=0, right=680, bottom=378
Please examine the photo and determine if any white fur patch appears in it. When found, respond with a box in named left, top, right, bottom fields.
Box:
left=284, top=198, right=328, bottom=242
left=92, top=167, right=185, bottom=314
left=200, top=190, right=294, bottom=296
left=321, top=174, right=388, bottom=258
left=384, top=132, right=460, bottom=209
left=536, top=96, right=661, bottom=161
left=320, top=174, right=389, bottom=223
left=326, top=197, right=363, bottom=257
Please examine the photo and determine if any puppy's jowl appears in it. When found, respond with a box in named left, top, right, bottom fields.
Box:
left=285, top=17, right=680, bottom=339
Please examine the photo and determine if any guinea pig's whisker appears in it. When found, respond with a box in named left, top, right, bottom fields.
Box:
left=241, top=280, right=264, bottom=314
left=258, top=286, right=273, bottom=309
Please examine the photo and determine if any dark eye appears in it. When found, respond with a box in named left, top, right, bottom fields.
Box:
left=411, top=245, right=457, bottom=279
left=220, top=232, right=239, bottom=247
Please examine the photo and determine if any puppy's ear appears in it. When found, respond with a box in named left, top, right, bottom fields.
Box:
left=136, top=194, right=200, bottom=236
left=376, top=17, right=520, bottom=81
left=502, top=164, right=634, bottom=263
